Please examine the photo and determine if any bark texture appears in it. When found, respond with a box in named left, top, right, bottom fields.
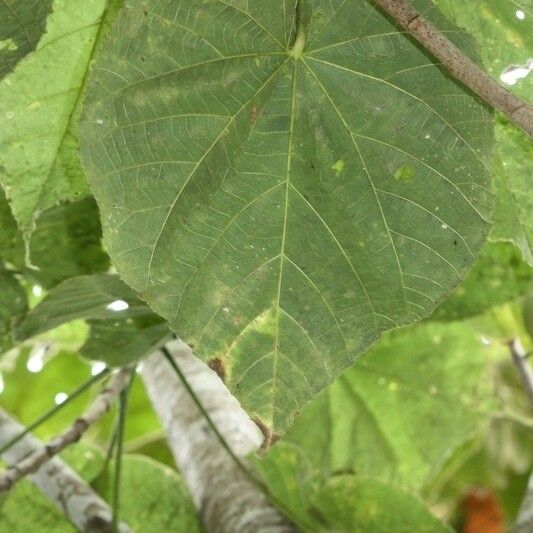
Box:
left=374, top=0, right=533, bottom=135
left=0, top=409, right=130, bottom=532
left=0, top=367, right=132, bottom=491
left=142, top=340, right=295, bottom=533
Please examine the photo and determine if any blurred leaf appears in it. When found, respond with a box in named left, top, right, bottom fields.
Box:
left=311, top=476, right=451, bottom=532
left=0, top=0, right=122, bottom=242
left=16, top=274, right=169, bottom=366
left=523, top=294, right=533, bottom=338
left=255, top=443, right=450, bottom=532
left=0, top=0, right=53, bottom=80
left=98, top=455, right=201, bottom=533
left=433, top=242, right=532, bottom=321
left=0, top=348, right=97, bottom=440
left=0, top=270, right=27, bottom=354
left=491, top=119, right=533, bottom=265
left=280, top=320, right=500, bottom=492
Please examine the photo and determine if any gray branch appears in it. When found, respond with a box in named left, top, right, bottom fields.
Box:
left=141, top=340, right=295, bottom=533
left=0, top=367, right=133, bottom=492
left=0, top=409, right=131, bottom=532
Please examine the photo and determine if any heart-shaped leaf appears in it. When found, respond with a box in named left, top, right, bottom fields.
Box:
left=80, top=0, right=493, bottom=433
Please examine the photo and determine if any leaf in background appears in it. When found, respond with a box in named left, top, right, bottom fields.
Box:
left=97, top=455, right=201, bottom=533
left=433, top=241, right=532, bottom=321
left=433, top=0, right=533, bottom=265
left=0, top=0, right=122, bottom=242
left=491, top=119, right=533, bottom=265
left=0, top=189, right=109, bottom=289
left=0, top=270, right=27, bottom=354
left=311, top=477, right=452, bottom=532
left=255, top=444, right=450, bottom=532
left=16, top=274, right=169, bottom=366
left=0, top=0, right=53, bottom=80
left=81, top=0, right=493, bottom=434
left=280, top=320, right=499, bottom=492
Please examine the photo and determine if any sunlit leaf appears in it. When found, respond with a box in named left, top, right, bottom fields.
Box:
left=0, top=0, right=122, bottom=241
left=80, top=0, right=493, bottom=434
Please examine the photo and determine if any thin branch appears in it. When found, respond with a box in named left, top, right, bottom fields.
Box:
left=0, top=408, right=131, bottom=532
left=373, top=0, right=533, bottom=135
left=509, top=338, right=533, bottom=406
left=0, top=366, right=110, bottom=455
left=0, top=367, right=133, bottom=492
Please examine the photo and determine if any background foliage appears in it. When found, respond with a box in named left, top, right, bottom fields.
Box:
left=0, top=0, right=531, bottom=531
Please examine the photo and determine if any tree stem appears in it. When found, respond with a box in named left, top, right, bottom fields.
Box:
left=0, top=408, right=131, bottom=532
left=373, top=0, right=533, bottom=135
left=142, top=340, right=296, bottom=532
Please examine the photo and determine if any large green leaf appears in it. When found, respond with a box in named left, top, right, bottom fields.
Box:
left=80, top=0, right=493, bottom=432
left=433, top=0, right=533, bottom=264
left=16, top=274, right=169, bottom=366
left=0, top=0, right=53, bottom=80
left=0, top=0, right=121, bottom=241
left=280, top=320, right=498, bottom=491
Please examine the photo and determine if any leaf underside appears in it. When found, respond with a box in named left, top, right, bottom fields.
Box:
left=81, top=0, right=493, bottom=433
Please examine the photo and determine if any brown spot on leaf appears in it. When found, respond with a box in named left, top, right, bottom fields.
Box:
left=250, top=104, right=262, bottom=125
left=253, top=416, right=280, bottom=453
left=207, top=357, right=226, bottom=383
